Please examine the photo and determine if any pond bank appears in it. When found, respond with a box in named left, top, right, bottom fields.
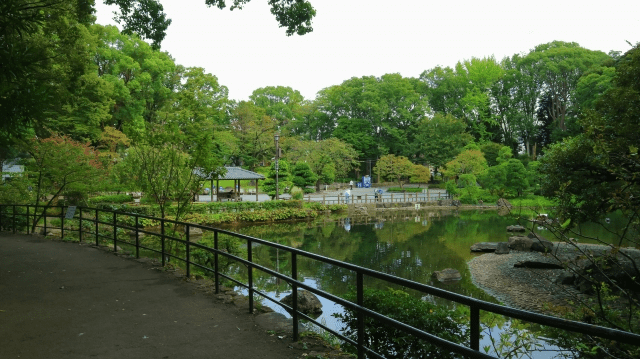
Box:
left=468, top=243, right=640, bottom=314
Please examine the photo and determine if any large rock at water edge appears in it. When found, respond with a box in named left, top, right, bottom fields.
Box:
left=280, top=290, right=323, bottom=317
left=470, top=242, right=499, bottom=252
left=513, top=260, right=564, bottom=269
left=506, top=225, right=526, bottom=232
left=508, top=236, right=553, bottom=253
left=432, top=268, right=461, bottom=282
left=495, top=242, right=510, bottom=254
left=497, top=198, right=513, bottom=209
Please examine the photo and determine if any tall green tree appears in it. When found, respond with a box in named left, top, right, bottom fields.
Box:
left=249, top=86, right=304, bottom=129
left=205, top=0, right=316, bottom=36
left=522, top=41, right=610, bottom=133
left=411, top=113, right=472, bottom=177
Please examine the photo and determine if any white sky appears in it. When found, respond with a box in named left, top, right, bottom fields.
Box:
left=94, top=0, right=639, bottom=102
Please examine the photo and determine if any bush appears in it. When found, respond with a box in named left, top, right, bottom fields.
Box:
left=88, top=194, right=134, bottom=204
left=387, top=187, right=423, bottom=193
left=290, top=186, right=304, bottom=200
left=334, top=288, right=468, bottom=358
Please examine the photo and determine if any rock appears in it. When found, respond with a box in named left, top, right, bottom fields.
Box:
left=507, top=224, right=527, bottom=232
left=495, top=242, right=510, bottom=254
left=506, top=225, right=526, bottom=232
left=513, top=261, right=564, bottom=269
left=280, top=290, right=323, bottom=317
left=432, top=268, right=461, bottom=282
left=470, top=242, right=499, bottom=252
left=554, top=271, right=575, bottom=285
left=508, top=236, right=553, bottom=253
left=497, top=198, right=513, bottom=209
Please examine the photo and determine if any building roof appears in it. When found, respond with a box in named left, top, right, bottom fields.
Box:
left=196, top=166, right=265, bottom=181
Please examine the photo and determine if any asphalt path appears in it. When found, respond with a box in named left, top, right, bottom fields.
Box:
left=0, top=233, right=305, bottom=359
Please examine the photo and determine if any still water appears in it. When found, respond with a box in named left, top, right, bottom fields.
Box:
left=216, top=209, right=634, bottom=357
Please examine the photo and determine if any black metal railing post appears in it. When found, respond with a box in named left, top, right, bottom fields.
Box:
left=214, top=230, right=219, bottom=294
left=61, top=206, right=65, bottom=239
left=186, top=224, right=191, bottom=278
left=13, top=204, right=16, bottom=234
left=112, top=211, right=117, bottom=252
left=357, top=272, right=364, bottom=359
left=95, top=208, right=99, bottom=246
left=471, top=306, right=480, bottom=351
left=161, top=218, right=165, bottom=267
left=44, top=207, right=47, bottom=236
left=26, top=205, right=29, bottom=234
left=135, top=215, right=140, bottom=259
left=248, top=238, right=254, bottom=314
left=292, top=252, right=299, bottom=342
left=78, top=207, right=82, bottom=242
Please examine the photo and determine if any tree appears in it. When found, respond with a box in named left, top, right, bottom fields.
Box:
left=522, top=41, right=610, bottom=133
left=250, top=86, right=304, bottom=129
left=538, top=43, right=640, bottom=358
left=229, top=101, right=278, bottom=169
left=0, top=0, right=95, bottom=149
left=373, top=154, right=414, bottom=189
left=262, top=159, right=292, bottom=198
left=502, top=159, right=528, bottom=197
left=310, top=74, right=428, bottom=160
left=104, top=0, right=171, bottom=49
left=205, top=0, right=316, bottom=36
left=119, top=135, right=223, bottom=220
left=22, top=135, right=106, bottom=230
left=285, top=138, right=358, bottom=189
left=411, top=113, right=472, bottom=177
left=442, top=149, right=488, bottom=180
left=478, top=165, right=507, bottom=197
left=291, top=162, right=317, bottom=193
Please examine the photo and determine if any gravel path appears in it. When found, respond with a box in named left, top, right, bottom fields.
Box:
left=468, top=248, right=588, bottom=313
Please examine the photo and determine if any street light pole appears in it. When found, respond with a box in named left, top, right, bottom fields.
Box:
left=274, top=132, right=280, bottom=200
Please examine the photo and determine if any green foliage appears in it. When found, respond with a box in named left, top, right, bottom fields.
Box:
left=502, top=159, right=528, bottom=197
left=88, top=194, right=134, bottom=204
left=334, top=288, right=468, bottom=358
left=445, top=180, right=458, bottom=197
left=387, top=187, right=423, bottom=193
left=104, top=0, right=171, bottom=49
left=458, top=174, right=480, bottom=204
left=478, top=164, right=507, bottom=197
left=412, top=113, right=472, bottom=173
left=262, top=160, right=293, bottom=198
left=373, top=154, right=415, bottom=188
left=442, top=149, right=488, bottom=179
left=480, top=142, right=503, bottom=167
left=205, top=0, right=317, bottom=36
left=290, top=186, right=304, bottom=200
left=291, top=162, right=318, bottom=191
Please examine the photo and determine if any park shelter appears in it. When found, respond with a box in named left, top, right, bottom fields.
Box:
left=202, top=166, right=265, bottom=202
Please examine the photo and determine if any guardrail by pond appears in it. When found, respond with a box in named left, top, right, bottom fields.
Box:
left=1, top=204, right=639, bottom=359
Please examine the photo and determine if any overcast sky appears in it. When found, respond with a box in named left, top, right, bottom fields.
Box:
left=95, top=1, right=639, bottom=102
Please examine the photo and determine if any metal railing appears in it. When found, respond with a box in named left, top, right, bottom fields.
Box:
left=1, top=203, right=639, bottom=359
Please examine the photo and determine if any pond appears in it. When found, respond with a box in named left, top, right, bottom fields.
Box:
left=214, top=209, right=635, bottom=357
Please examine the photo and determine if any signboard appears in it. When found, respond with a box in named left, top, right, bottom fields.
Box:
left=65, top=206, right=77, bottom=219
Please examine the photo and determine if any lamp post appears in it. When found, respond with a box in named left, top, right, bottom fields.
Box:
left=274, top=132, right=280, bottom=200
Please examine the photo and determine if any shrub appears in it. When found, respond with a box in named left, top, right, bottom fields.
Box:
left=290, top=186, right=304, bottom=200
left=88, top=194, right=133, bottom=204
left=334, top=288, right=468, bottom=358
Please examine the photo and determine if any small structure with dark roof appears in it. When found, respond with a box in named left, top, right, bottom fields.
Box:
left=198, top=166, right=265, bottom=202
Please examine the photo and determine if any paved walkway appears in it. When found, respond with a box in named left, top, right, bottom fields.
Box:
left=0, top=233, right=326, bottom=359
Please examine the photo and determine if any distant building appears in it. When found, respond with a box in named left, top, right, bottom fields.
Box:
left=2, top=160, right=25, bottom=182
